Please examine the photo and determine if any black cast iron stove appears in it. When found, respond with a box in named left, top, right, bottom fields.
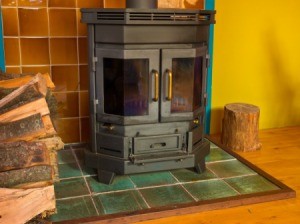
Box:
left=81, top=0, right=216, bottom=184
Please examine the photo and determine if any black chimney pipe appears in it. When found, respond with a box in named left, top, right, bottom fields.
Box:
left=126, top=0, right=158, bottom=8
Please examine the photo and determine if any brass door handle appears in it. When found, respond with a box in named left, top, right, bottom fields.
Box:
left=152, top=70, right=159, bottom=102
left=166, top=69, right=172, bottom=101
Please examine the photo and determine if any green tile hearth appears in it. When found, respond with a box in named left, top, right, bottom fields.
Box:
left=58, top=162, right=82, bottom=179
left=207, top=159, right=256, bottom=178
left=49, top=142, right=286, bottom=223
left=57, top=150, right=76, bottom=164
left=93, top=190, right=148, bottom=214
left=54, top=177, right=90, bottom=199
left=206, top=146, right=235, bottom=162
left=129, top=171, right=178, bottom=187
left=225, top=174, right=280, bottom=194
left=50, top=196, right=98, bottom=222
left=140, top=185, right=195, bottom=207
left=171, top=169, right=217, bottom=182
left=86, top=175, right=135, bottom=193
left=183, top=179, right=239, bottom=200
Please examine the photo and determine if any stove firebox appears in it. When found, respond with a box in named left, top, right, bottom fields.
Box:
left=81, top=0, right=216, bottom=184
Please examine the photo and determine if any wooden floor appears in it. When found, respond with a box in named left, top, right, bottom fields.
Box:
left=136, top=126, right=300, bottom=224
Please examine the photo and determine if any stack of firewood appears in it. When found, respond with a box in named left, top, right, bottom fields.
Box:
left=0, top=72, right=64, bottom=224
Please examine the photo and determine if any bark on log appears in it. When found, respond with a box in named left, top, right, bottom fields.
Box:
left=0, top=165, right=53, bottom=188
left=0, top=186, right=55, bottom=224
left=221, top=103, right=262, bottom=151
left=37, top=136, right=64, bottom=151
left=0, top=114, right=56, bottom=143
left=0, top=97, right=49, bottom=122
left=0, top=141, right=50, bottom=172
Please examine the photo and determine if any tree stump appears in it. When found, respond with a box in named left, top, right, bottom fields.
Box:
left=221, top=103, right=262, bottom=151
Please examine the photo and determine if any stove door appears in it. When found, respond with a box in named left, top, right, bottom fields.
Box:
left=96, top=48, right=160, bottom=125
left=160, top=46, right=207, bottom=122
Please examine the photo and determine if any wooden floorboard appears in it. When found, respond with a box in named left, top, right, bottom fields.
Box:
left=134, top=126, right=300, bottom=224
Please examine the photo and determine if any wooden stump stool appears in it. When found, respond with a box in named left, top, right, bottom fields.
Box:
left=221, top=103, right=262, bottom=151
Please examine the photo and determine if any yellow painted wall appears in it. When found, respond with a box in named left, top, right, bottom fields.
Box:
left=211, top=0, right=300, bottom=133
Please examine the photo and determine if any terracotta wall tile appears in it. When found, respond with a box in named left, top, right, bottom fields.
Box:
left=52, top=65, right=79, bottom=92
left=6, top=66, right=21, bottom=74
left=104, top=0, right=125, bottom=8
left=80, top=118, right=90, bottom=142
left=1, top=0, right=17, bottom=6
left=78, top=37, right=88, bottom=64
left=49, top=0, right=76, bottom=8
left=77, top=9, right=87, bottom=36
left=80, top=91, right=89, bottom=117
left=4, top=38, right=20, bottom=65
left=50, top=38, right=78, bottom=64
left=54, top=118, right=80, bottom=143
left=49, top=9, right=77, bottom=36
left=79, top=65, right=89, bottom=90
left=77, top=0, right=103, bottom=8
left=53, top=92, right=79, bottom=118
left=22, top=66, right=51, bottom=74
left=2, top=8, right=19, bottom=36
left=20, top=38, right=50, bottom=65
left=19, top=8, right=49, bottom=36
left=18, top=0, right=47, bottom=7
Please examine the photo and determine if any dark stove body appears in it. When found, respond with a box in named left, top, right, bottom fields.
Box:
left=81, top=6, right=215, bottom=184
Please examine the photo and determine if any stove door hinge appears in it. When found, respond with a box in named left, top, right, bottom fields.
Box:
left=92, top=57, right=98, bottom=72
left=206, top=54, right=210, bottom=68
left=93, top=99, right=99, bottom=113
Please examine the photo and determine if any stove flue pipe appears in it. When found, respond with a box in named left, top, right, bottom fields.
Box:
left=126, top=0, right=158, bottom=8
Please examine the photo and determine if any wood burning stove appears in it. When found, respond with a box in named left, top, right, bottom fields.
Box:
left=81, top=0, right=216, bottom=184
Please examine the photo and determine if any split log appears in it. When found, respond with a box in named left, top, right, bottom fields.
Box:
left=0, top=97, right=49, bottom=122
left=0, top=73, right=55, bottom=90
left=221, top=103, right=262, bottom=151
left=37, top=136, right=64, bottom=151
left=0, top=185, right=55, bottom=224
left=0, top=114, right=56, bottom=143
left=0, top=165, right=53, bottom=188
left=0, top=74, right=47, bottom=114
left=0, top=141, right=50, bottom=172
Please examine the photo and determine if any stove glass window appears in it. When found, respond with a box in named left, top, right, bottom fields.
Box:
left=103, top=58, right=149, bottom=116
left=171, top=56, right=203, bottom=113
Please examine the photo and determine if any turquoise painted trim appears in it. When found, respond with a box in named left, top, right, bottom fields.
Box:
left=205, top=0, right=215, bottom=134
left=0, top=8, right=5, bottom=71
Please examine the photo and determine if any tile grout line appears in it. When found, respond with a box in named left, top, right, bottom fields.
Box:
left=206, top=167, right=242, bottom=195
left=128, top=176, right=151, bottom=209
left=46, top=3, right=52, bottom=80
left=70, top=146, right=100, bottom=216
left=206, top=158, right=237, bottom=164
left=169, top=172, right=199, bottom=202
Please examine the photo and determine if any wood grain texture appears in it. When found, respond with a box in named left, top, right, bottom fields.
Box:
left=0, top=185, right=55, bottom=224
left=134, top=126, right=300, bottom=224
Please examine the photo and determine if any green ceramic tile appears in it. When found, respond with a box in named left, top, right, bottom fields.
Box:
left=130, top=171, right=178, bottom=188
left=74, top=148, right=85, bottom=161
left=183, top=179, right=239, bottom=200
left=50, top=196, right=99, bottom=222
left=86, top=175, right=135, bottom=193
left=225, top=175, right=280, bottom=194
left=79, top=161, right=97, bottom=176
left=58, top=162, right=82, bottom=179
left=57, top=150, right=76, bottom=164
left=205, top=147, right=234, bottom=162
left=54, top=177, right=90, bottom=199
left=93, top=190, right=148, bottom=214
left=140, top=185, right=195, bottom=207
left=207, top=160, right=256, bottom=178
left=171, top=169, right=217, bottom=183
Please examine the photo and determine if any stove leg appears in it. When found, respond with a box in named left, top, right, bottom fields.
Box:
left=195, top=159, right=206, bottom=174
left=97, top=169, right=115, bottom=185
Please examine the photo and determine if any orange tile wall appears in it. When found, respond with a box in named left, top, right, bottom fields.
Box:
left=1, top=0, right=204, bottom=143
